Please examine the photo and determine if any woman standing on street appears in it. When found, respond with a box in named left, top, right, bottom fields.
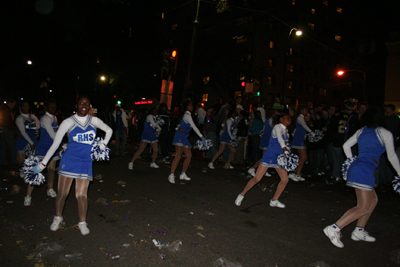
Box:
left=33, top=96, right=112, bottom=235
left=129, top=108, right=161, bottom=169
left=323, top=107, right=400, bottom=248
left=168, top=99, right=206, bottom=184
left=16, top=100, right=40, bottom=206
left=235, top=113, right=292, bottom=208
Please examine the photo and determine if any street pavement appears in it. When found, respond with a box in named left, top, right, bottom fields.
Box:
left=1, top=146, right=400, bottom=267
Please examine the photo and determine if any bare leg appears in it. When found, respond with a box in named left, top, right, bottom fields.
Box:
left=55, top=175, right=74, bottom=217
left=75, top=179, right=90, bottom=222
left=26, top=185, right=34, bottom=197
left=130, top=141, right=147, bottom=163
left=182, top=147, right=192, bottom=172
left=241, top=166, right=269, bottom=195
left=47, top=160, right=56, bottom=190
left=295, top=148, right=307, bottom=175
left=170, top=146, right=183, bottom=174
left=253, top=150, right=266, bottom=169
left=17, top=153, right=25, bottom=167
left=211, top=144, right=226, bottom=163
left=151, top=142, right=159, bottom=163
left=226, top=145, right=236, bottom=165
left=273, top=168, right=289, bottom=200
left=336, top=189, right=378, bottom=229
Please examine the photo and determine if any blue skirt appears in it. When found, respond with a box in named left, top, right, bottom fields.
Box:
left=259, top=135, right=269, bottom=150
left=260, top=148, right=280, bottom=168
left=172, top=131, right=191, bottom=148
left=141, top=131, right=158, bottom=143
left=346, top=158, right=377, bottom=191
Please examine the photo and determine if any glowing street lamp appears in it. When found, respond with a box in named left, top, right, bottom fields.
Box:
left=336, top=69, right=366, bottom=101
left=27, top=60, right=32, bottom=65
left=100, top=76, right=106, bottom=81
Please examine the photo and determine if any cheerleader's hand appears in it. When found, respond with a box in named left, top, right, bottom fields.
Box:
left=32, top=162, right=46, bottom=173
left=201, top=136, right=207, bottom=145
left=99, top=142, right=106, bottom=151
left=284, top=150, right=290, bottom=156
left=309, top=131, right=315, bottom=137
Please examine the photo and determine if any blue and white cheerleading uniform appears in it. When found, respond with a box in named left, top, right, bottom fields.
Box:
left=343, top=126, right=400, bottom=191
left=141, top=114, right=160, bottom=143
left=36, top=112, right=60, bottom=161
left=260, top=123, right=289, bottom=168
left=41, top=114, right=113, bottom=181
left=15, top=113, right=40, bottom=153
left=291, top=114, right=312, bottom=149
left=220, top=118, right=236, bottom=144
left=172, top=111, right=203, bottom=148
left=259, top=117, right=273, bottom=150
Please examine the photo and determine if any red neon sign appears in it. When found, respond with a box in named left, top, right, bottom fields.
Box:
left=135, top=100, right=153, bottom=105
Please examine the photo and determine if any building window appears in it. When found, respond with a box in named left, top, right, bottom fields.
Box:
left=268, top=58, right=276, bottom=67
left=311, top=8, right=316, bottom=14
left=203, top=77, right=210, bottom=84
left=286, top=80, right=293, bottom=90
left=323, top=0, right=328, bottom=6
left=171, top=24, right=178, bottom=31
left=289, top=47, right=293, bottom=55
left=202, top=94, right=208, bottom=102
left=292, top=0, right=296, bottom=5
left=308, top=23, right=315, bottom=30
left=308, top=85, right=315, bottom=93
left=308, top=102, right=313, bottom=109
left=337, top=7, right=342, bottom=13
left=335, top=35, right=342, bottom=41
left=269, top=40, right=275, bottom=49
left=286, top=63, right=294, bottom=72
left=267, top=76, right=275, bottom=85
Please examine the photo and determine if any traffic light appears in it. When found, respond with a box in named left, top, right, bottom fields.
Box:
left=168, top=49, right=178, bottom=76
left=241, top=81, right=245, bottom=87
left=256, top=91, right=260, bottom=96
left=117, top=100, right=121, bottom=105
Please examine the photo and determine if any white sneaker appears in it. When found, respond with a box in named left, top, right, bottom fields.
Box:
left=208, top=162, right=215, bottom=169
left=351, top=228, right=376, bottom=242
left=288, top=173, right=299, bottom=182
left=179, top=173, right=191, bottom=181
left=78, top=221, right=90, bottom=235
left=264, top=171, right=272, bottom=177
left=150, top=162, right=159, bottom=168
left=247, top=167, right=256, bottom=176
left=323, top=225, right=344, bottom=248
left=128, top=162, right=133, bottom=170
left=50, top=216, right=63, bottom=231
left=47, top=189, right=57, bottom=198
left=19, top=169, right=25, bottom=178
left=235, top=194, right=244, bottom=206
left=269, top=199, right=285, bottom=208
left=168, top=174, right=175, bottom=184
left=295, top=174, right=305, bottom=181
left=24, top=196, right=31, bottom=206
left=224, top=164, right=234, bottom=169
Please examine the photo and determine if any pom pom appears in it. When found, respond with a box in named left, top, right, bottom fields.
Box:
left=175, top=123, right=181, bottom=131
left=91, top=138, right=110, bottom=161
left=306, top=129, right=324, bottom=142
left=277, top=153, right=299, bottom=172
left=59, top=143, right=67, bottom=158
left=23, top=144, right=35, bottom=157
left=392, top=176, right=400, bottom=194
left=230, top=139, right=238, bottom=148
left=341, top=156, right=357, bottom=181
left=22, top=156, right=46, bottom=185
left=259, top=129, right=265, bottom=138
left=196, top=139, right=213, bottom=151
left=155, top=116, right=165, bottom=127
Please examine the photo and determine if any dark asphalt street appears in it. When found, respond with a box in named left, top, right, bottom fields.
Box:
left=1, top=146, right=400, bottom=267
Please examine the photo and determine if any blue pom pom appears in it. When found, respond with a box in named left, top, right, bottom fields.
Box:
left=22, top=156, right=46, bottom=185
left=155, top=116, right=165, bottom=127
left=341, top=156, right=357, bottom=181
left=91, top=138, right=110, bottom=161
left=23, top=144, right=35, bottom=157
left=393, top=176, right=400, bottom=194
left=277, top=153, right=299, bottom=172
left=306, top=129, right=324, bottom=142
left=196, top=139, right=213, bottom=151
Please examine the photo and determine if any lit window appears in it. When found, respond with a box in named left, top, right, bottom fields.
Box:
left=311, top=8, right=316, bottom=14
left=337, top=7, right=342, bottom=13
left=286, top=64, right=294, bottom=72
left=268, top=76, right=275, bottom=85
left=269, top=40, right=275, bottom=49
left=268, top=58, right=275, bottom=67
left=171, top=24, right=178, bottom=30
left=335, top=35, right=342, bottom=41
left=289, top=47, right=293, bottom=55
left=292, top=0, right=296, bottom=5
left=287, top=81, right=293, bottom=90
left=323, top=0, right=328, bottom=6
left=202, top=94, right=208, bottom=102
left=308, top=102, right=313, bottom=108
left=203, top=77, right=210, bottom=84
left=97, top=58, right=100, bottom=64
left=309, top=23, right=315, bottom=30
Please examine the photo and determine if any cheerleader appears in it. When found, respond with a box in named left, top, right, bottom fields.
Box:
left=168, top=99, right=206, bottom=184
left=129, top=108, right=161, bottom=169
left=288, top=105, right=314, bottom=182
left=32, top=96, right=112, bottom=235
left=208, top=110, right=237, bottom=170
left=247, top=116, right=274, bottom=177
left=15, top=100, right=40, bottom=206
left=324, top=107, right=400, bottom=248
left=235, top=114, right=292, bottom=208
left=35, top=99, right=59, bottom=200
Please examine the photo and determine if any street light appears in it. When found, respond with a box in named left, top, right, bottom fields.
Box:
left=27, top=60, right=32, bottom=65
left=337, top=69, right=366, bottom=102
left=100, top=75, right=106, bottom=81
left=281, top=28, right=302, bottom=102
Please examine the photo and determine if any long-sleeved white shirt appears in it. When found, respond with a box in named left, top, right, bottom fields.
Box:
left=41, top=115, right=113, bottom=165
left=146, top=114, right=161, bottom=131
left=15, top=113, right=40, bottom=145
left=272, top=123, right=289, bottom=150
left=41, top=112, right=58, bottom=140
left=182, top=111, right=203, bottom=138
left=297, top=114, right=312, bottom=133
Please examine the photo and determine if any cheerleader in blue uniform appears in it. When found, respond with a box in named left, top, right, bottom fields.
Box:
left=36, top=99, right=59, bottom=199
left=208, top=110, right=237, bottom=170
left=168, top=99, right=206, bottom=184
left=289, top=105, right=314, bottom=182
left=235, top=114, right=292, bottom=208
left=324, top=107, right=400, bottom=248
left=248, top=116, right=274, bottom=177
left=32, top=96, right=112, bottom=235
left=129, top=108, right=161, bottom=169
left=15, top=100, right=40, bottom=206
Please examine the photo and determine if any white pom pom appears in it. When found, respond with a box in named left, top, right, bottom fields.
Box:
left=230, top=139, right=238, bottom=148
left=306, top=129, right=324, bottom=142
left=259, top=129, right=265, bottom=138
left=341, top=156, right=357, bottom=181
left=22, top=156, right=46, bottom=185
left=23, top=144, right=35, bottom=157
left=196, top=139, right=213, bottom=151
left=91, top=138, right=110, bottom=161
left=277, top=153, right=299, bottom=172
left=393, top=176, right=400, bottom=194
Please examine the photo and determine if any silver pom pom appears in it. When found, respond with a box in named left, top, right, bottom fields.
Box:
left=392, top=176, right=400, bottom=194
left=22, top=156, right=46, bottom=185
left=306, top=129, right=324, bottom=142
left=259, top=129, right=265, bottom=138
left=277, top=153, right=299, bottom=172
left=23, top=143, right=35, bottom=157
left=341, top=156, right=357, bottom=181
left=91, top=138, right=110, bottom=161
left=196, top=139, right=213, bottom=151
left=230, top=139, right=238, bottom=148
